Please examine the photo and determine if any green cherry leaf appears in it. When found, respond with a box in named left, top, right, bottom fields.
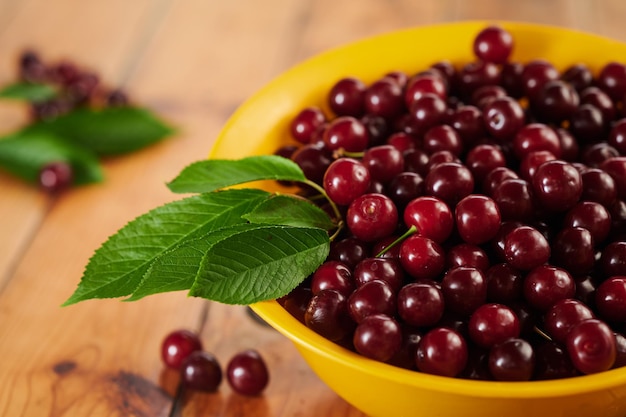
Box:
left=62, top=188, right=270, bottom=306
left=126, top=224, right=267, bottom=301
left=243, top=194, right=336, bottom=230
left=0, top=131, right=103, bottom=185
left=0, top=82, right=57, bottom=102
left=167, top=155, right=306, bottom=194
left=190, top=226, right=330, bottom=305
left=26, top=106, right=175, bottom=156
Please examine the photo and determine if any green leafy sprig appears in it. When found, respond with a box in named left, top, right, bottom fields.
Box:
left=0, top=69, right=174, bottom=189
left=63, top=155, right=342, bottom=306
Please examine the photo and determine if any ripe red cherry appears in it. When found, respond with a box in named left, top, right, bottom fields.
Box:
left=347, top=193, right=398, bottom=242
left=455, top=194, right=501, bottom=245
left=473, top=25, right=514, bottom=64
left=226, top=349, right=270, bottom=396
left=39, top=161, right=73, bottom=193
left=323, top=158, right=371, bottom=206
left=565, top=319, right=616, bottom=375
left=353, top=314, right=402, bottom=362
left=323, top=116, right=369, bottom=152
left=290, top=107, right=326, bottom=144
left=503, top=225, right=551, bottom=271
left=416, top=327, right=468, bottom=377
left=181, top=351, right=222, bottom=392
left=531, top=160, right=582, bottom=212
left=523, top=265, right=576, bottom=312
left=468, top=303, right=520, bottom=348
left=161, top=329, right=203, bottom=370
left=595, top=276, right=626, bottom=323
left=399, top=235, right=445, bottom=280
left=397, top=282, right=445, bottom=327
left=403, top=196, right=453, bottom=243
left=544, top=298, right=595, bottom=343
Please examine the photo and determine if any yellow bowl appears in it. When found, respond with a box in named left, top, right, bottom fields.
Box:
left=209, top=21, right=626, bottom=417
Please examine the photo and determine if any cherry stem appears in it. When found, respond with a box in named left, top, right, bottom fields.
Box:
left=533, top=326, right=553, bottom=342
left=375, top=225, right=417, bottom=257
left=333, top=148, right=364, bottom=159
left=303, top=179, right=344, bottom=240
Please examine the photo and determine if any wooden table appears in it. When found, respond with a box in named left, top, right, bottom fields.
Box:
left=1, top=1, right=626, bottom=416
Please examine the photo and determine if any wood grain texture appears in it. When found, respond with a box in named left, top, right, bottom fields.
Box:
left=0, top=1, right=620, bottom=416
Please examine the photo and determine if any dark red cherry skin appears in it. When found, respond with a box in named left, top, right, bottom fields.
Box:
left=503, top=225, right=551, bottom=271
left=465, top=144, right=506, bottom=184
left=488, top=338, right=535, bottom=381
left=441, top=267, right=487, bottom=316
left=468, top=303, right=520, bottom=348
left=551, top=227, right=595, bottom=274
left=329, top=237, right=370, bottom=269
left=422, top=124, right=463, bottom=156
left=456, top=60, right=501, bottom=99
left=455, top=194, right=501, bottom=245
left=566, top=319, right=617, bottom=375
left=403, top=196, right=453, bottom=243
left=347, top=193, right=398, bottom=242
left=310, top=260, right=354, bottom=297
left=408, top=93, right=448, bottom=134
left=521, top=59, right=559, bottom=100
left=364, top=78, right=405, bottom=120
left=181, top=351, right=222, bottom=392
left=482, top=96, right=525, bottom=140
left=531, top=160, right=582, bottom=212
left=544, top=298, right=595, bottom=343
left=523, top=265, right=576, bottom=312
left=161, top=329, right=203, bottom=370
left=595, top=276, right=626, bottom=323
left=291, top=144, right=333, bottom=185
left=323, top=158, right=371, bottom=206
left=304, top=289, right=353, bottom=342
left=353, top=257, right=405, bottom=292
left=290, top=107, right=326, bottom=144
left=600, top=157, right=626, bottom=200
left=597, top=61, right=626, bottom=102
left=473, top=25, right=513, bottom=64
left=416, top=327, right=468, bottom=377
left=608, top=118, right=626, bottom=155
left=328, top=77, right=366, bottom=117
left=397, top=282, right=445, bottom=327
left=424, top=162, right=475, bottom=207
left=485, top=263, right=523, bottom=303
left=323, top=116, right=369, bottom=152
left=362, top=145, right=404, bottom=184
left=226, top=349, right=269, bottom=396
left=449, top=105, right=486, bottom=144
left=531, top=79, right=579, bottom=124
left=446, top=243, right=490, bottom=272
left=348, top=279, right=396, bottom=323
left=482, top=166, right=518, bottom=196
left=561, top=63, right=593, bottom=92
left=353, top=314, right=402, bottom=362
left=405, top=74, right=447, bottom=107
left=492, top=178, right=535, bottom=222
left=533, top=340, right=580, bottom=380
left=399, top=235, right=446, bottom=281
left=563, top=201, right=611, bottom=244
left=601, top=242, right=626, bottom=277
left=39, top=161, right=73, bottom=193
left=512, top=123, right=562, bottom=159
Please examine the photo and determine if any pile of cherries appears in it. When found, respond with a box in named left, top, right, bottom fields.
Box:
left=161, top=329, right=269, bottom=395
left=277, top=25, right=626, bottom=381
left=17, top=50, right=130, bottom=193
left=18, top=49, right=129, bottom=120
